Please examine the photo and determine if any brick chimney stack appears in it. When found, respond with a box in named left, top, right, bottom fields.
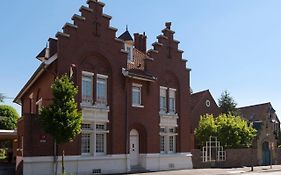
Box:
left=134, top=32, right=147, bottom=53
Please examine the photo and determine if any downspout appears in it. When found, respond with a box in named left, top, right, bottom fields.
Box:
left=125, top=77, right=130, bottom=172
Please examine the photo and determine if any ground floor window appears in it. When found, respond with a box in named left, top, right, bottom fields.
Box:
left=81, top=122, right=108, bottom=156
left=159, top=127, right=177, bottom=153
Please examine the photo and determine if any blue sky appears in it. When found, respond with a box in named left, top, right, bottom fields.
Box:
left=0, top=0, right=280, bottom=117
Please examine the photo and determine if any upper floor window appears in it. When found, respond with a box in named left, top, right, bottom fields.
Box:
left=169, top=89, right=176, bottom=114
left=126, top=45, right=133, bottom=62
left=82, top=71, right=94, bottom=103
left=36, top=98, right=43, bottom=114
left=132, top=84, right=142, bottom=107
left=160, top=87, right=167, bottom=112
left=96, top=74, right=108, bottom=105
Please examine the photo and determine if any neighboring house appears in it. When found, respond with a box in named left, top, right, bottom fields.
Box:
left=13, top=1, right=193, bottom=175
left=190, top=90, right=220, bottom=148
left=238, top=102, right=280, bottom=166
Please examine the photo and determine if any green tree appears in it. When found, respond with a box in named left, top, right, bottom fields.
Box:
left=218, top=90, right=238, bottom=115
left=40, top=75, right=82, bottom=174
left=194, top=114, right=217, bottom=147
left=0, top=93, right=4, bottom=102
left=195, top=113, right=256, bottom=149
left=0, top=105, right=19, bottom=130
left=216, top=114, right=256, bottom=148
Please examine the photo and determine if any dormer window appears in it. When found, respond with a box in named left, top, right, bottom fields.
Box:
left=126, top=45, right=133, bottom=62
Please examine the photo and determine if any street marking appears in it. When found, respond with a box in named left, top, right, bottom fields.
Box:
left=227, top=170, right=246, bottom=174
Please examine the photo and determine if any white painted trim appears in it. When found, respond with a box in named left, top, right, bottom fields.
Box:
left=97, top=74, right=108, bottom=79
left=20, top=153, right=193, bottom=175
left=44, top=53, right=58, bottom=65
left=35, top=98, right=42, bottom=105
left=160, top=86, right=168, bottom=90
left=132, top=104, right=144, bottom=108
left=82, top=71, right=94, bottom=76
left=23, top=154, right=127, bottom=163
left=132, top=83, right=142, bottom=87
left=169, top=88, right=177, bottom=92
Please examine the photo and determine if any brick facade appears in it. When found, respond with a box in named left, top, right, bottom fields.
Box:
left=14, top=1, right=193, bottom=174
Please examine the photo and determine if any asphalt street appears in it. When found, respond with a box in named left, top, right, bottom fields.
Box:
left=131, top=165, right=281, bottom=175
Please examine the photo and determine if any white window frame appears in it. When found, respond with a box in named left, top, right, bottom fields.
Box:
left=159, top=126, right=177, bottom=154
left=81, top=123, right=93, bottom=156
left=36, top=98, right=43, bottom=114
left=168, top=88, right=176, bottom=114
left=29, top=93, right=34, bottom=114
left=82, top=71, right=94, bottom=104
left=125, top=44, right=133, bottom=62
left=160, top=86, right=168, bottom=113
left=81, top=122, right=109, bottom=156
left=132, top=83, right=143, bottom=108
left=96, top=74, right=108, bottom=106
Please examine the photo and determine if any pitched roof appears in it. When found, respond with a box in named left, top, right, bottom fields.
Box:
left=118, top=30, right=133, bottom=41
left=238, top=102, right=273, bottom=121
left=191, top=90, right=209, bottom=110
left=127, top=48, right=147, bottom=70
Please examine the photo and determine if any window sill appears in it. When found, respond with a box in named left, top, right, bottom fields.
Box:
left=132, top=104, right=144, bottom=108
left=81, top=153, right=92, bottom=156
left=159, top=112, right=178, bottom=118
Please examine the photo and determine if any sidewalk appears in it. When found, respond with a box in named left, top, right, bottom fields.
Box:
left=131, top=165, right=281, bottom=175
left=238, top=165, right=281, bottom=174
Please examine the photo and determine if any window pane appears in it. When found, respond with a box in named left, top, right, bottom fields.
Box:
left=169, top=136, right=175, bottom=152
left=82, top=75, right=93, bottom=102
left=160, top=136, right=165, bottom=152
left=96, top=78, right=107, bottom=104
left=96, top=134, right=105, bottom=153
left=169, top=98, right=175, bottom=113
left=96, top=124, right=106, bottom=130
left=81, top=124, right=91, bottom=130
left=81, top=133, right=91, bottom=154
left=127, top=47, right=132, bottom=61
left=160, top=96, right=167, bottom=111
left=132, top=87, right=141, bottom=105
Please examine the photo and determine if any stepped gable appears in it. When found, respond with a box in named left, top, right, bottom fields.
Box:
left=56, top=0, right=116, bottom=39
left=54, top=0, right=127, bottom=74
left=147, top=22, right=185, bottom=61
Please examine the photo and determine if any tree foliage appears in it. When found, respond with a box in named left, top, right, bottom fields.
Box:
left=40, top=75, right=82, bottom=144
left=40, top=75, right=82, bottom=174
left=0, top=105, right=19, bottom=130
left=195, top=114, right=256, bottom=149
left=194, top=114, right=217, bottom=147
left=0, top=93, right=4, bottom=102
left=218, top=90, right=238, bottom=115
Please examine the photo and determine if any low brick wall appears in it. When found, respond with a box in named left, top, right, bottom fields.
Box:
left=276, top=148, right=281, bottom=164
left=192, top=148, right=258, bottom=168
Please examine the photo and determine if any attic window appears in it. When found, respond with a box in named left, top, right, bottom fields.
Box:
left=125, top=44, right=133, bottom=62
left=206, top=100, right=211, bottom=108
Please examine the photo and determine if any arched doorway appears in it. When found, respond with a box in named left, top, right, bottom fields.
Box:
left=262, top=141, right=271, bottom=165
left=129, top=129, right=139, bottom=166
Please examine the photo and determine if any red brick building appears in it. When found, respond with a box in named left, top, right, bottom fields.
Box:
left=190, top=90, right=220, bottom=148
left=14, top=1, right=193, bottom=174
left=238, top=103, right=280, bottom=165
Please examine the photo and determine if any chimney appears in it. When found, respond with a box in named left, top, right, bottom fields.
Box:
left=134, top=32, right=147, bottom=53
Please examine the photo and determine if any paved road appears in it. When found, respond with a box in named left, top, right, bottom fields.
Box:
left=131, top=165, right=281, bottom=175
left=243, top=172, right=281, bottom=175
